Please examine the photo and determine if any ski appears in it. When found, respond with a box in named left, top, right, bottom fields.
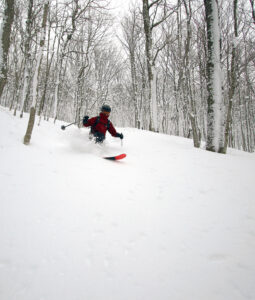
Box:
left=104, top=153, right=126, bottom=161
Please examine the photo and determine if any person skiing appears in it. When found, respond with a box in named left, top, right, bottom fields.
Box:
left=82, top=105, right=124, bottom=143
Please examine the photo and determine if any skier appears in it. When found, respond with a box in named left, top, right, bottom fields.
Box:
left=83, top=105, right=124, bottom=144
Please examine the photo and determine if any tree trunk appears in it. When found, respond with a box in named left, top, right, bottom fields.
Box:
left=130, top=53, right=139, bottom=128
left=223, top=0, right=238, bottom=153
left=183, top=0, right=201, bottom=148
left=142, top=0, right=157, bottom=132
left=20, top=0, right=34, bottom=118
left=0, top=0, right=14, bottom=99
left=204, top=0, right=224, bottom=153
left=24, top=1, right=49, bottom=145
left=23, top=107, right=36, bottom=145
left=38, top=14, right=56, bottom=120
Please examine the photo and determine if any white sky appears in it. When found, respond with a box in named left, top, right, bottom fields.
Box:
left=109, top=0, right=137, bottom=17
left=109, top=0, right=139, bottom=51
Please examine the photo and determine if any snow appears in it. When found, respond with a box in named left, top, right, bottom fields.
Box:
left=1, top=106, right=255, bottom=300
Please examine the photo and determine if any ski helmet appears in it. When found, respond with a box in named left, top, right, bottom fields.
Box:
left=101, top=104, right=111, bottom=113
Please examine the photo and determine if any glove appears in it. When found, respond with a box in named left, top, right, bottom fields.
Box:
left=116, top=133, right=124, bottom=139
left=83, top=116, right=89, bottom=125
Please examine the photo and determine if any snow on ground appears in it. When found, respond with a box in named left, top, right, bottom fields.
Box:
left=0, top=106, right=255, bottom=300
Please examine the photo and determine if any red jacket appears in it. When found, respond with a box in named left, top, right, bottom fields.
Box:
left=83, top=113, right=117, bottom=137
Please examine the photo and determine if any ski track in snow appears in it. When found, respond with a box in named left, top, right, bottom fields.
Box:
left=0, top=106, right=255, bottom=300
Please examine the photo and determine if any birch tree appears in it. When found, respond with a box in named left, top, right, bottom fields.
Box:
left=204, top=0, right=224, bottom=153
left=0, top=0, right=14, bottom=99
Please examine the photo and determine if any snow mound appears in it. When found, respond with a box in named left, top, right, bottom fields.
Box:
left=0, top=106, right=255, bottom=300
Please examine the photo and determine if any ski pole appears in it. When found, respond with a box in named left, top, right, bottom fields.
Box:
left=61, top=122, right=76, bottom=130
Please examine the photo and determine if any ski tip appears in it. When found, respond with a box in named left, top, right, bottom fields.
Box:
left=115, top=153, right=126, bottom=160
left=104, top=153, right=127, bottom=161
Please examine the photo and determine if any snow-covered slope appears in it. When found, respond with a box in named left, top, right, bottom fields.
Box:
left=0, top=106, right=255, bottom=300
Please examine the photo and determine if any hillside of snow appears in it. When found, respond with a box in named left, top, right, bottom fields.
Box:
left=0, top=106, right=255, bottom=300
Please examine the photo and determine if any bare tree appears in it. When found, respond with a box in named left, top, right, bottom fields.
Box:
left=181, top=0, right=201, bottom=147
left=73, top=9, right=110, bottom=126
left=0, top=0, right=14, bottom=99
left=24, top=0, right=49, bottom=145
left=121, top=7, right=142, bottom=128
left=142, top=0, right=176, bottom=132
left=53, top=0, right=105, bottom=122
left=204, top=0, right=224, bottom=152
left=19, top=0, right=34, bottom=118
left=37, top=5, right=58, bottom=122
left=223, top=0, right=238, bottom=153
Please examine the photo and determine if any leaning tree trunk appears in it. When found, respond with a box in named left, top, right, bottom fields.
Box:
left=24, top=1, right=49, bottom=145
left=0, top=0, right=14, bottom=99
left=204, top=0, right=224, bottom=153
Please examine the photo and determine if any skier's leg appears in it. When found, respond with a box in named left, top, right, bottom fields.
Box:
left=95, top=132, right=105, bottom=144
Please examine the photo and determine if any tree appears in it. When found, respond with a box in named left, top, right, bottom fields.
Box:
left=179, top=0, right=201, bottom=147
left=223, top=0, right=238, bottom=153
left=24, top=0, right=49, bottom=145
left=204, top=0, right=224, bottom=153
left=0, top=0, right=14, bottom=99
left=19, top=0, right=34, bottom=118
left=142, top=0, right=175, bottom=132
left=52, top=0, right=107, bottom=122
left=121, top=7, right=141, bottom=128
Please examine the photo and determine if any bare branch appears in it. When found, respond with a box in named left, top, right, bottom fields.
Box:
left=151, top=3, right=179, bottom=30
left=149, top=0, right=162, bottom=10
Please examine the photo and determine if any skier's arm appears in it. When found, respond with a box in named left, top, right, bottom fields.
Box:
left=108, top=123, right=124, bottom=139
left=83, top=116, right=96, bottom=127
left=108, top=122, right=117, bottom=137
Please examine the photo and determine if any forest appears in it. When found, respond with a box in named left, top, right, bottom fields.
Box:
left=0, top=0, right=254, bottom=153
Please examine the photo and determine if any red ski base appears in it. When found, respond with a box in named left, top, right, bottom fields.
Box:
left=104, top=153, right=126, bottom=161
